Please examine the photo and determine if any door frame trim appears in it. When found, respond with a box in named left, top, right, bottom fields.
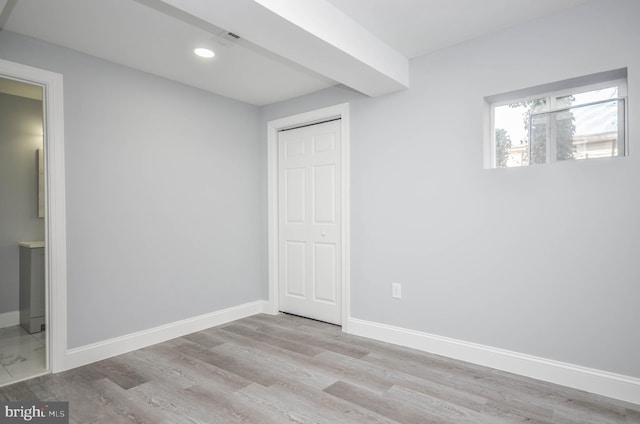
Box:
left=266, top=103, right=350, bottom=330
left=0, top=59, right=68, bottom=373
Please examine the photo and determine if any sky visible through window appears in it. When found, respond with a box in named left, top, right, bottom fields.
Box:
left=567, top=87, right=619, bottom=135
left=495, top=104, right=529, bottom=147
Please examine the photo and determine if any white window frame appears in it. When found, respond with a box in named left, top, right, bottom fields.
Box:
left=487, top=70, right=628, bottom=169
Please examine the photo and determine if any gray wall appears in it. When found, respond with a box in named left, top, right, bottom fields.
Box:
left=261, top=0, right=640, bottom=378
left=0, top=93, right=45, bottom=315
left=0, top=31, right=264, bottom=348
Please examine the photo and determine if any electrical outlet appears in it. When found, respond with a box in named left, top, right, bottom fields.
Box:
left=392, top=283, right=402, bottom=299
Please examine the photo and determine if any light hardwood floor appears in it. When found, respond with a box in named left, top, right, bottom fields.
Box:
left=1, top=313, right=639, bottom=423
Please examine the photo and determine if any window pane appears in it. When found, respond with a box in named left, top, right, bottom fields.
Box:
left=494, top=98, right=546, bottom=167
left=551, top=100, right=624, bottom=160
left=530, top=114, right=548, bottom=164
left=556, top=86, right=618, bottom=108
left=555, top=109, right=575, bottom=161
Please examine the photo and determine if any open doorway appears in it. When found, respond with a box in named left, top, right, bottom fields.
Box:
left=0, top=76, right=47, bottom=384
left=0, top=58, right=67, bottom=383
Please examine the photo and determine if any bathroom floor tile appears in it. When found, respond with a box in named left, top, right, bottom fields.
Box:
left=5, top=353, right=46, bottom=379
left=31, top=331, right=46, bottom=345
left=0, top=326, right=30, bottom=348
left=0, top=327, right=47, bottom=386
left=0, top=336, right=44, bottom=366
left=0, top=326, right=28, bottom=340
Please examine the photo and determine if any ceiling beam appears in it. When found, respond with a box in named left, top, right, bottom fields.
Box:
left=157, top=0, right=410, bottom=97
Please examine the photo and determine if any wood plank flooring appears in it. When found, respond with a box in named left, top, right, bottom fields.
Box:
left=1, top=313, right=638, bottom=423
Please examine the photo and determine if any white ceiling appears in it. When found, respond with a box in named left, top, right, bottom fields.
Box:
left=1, top=0, right=590, bottom=106
left=2, top=0, right=336, bottom=105
left=325, top=0, right=590, bottom=59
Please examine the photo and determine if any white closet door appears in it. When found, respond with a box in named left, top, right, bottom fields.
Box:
left=278, top=120, right=342, bottom=324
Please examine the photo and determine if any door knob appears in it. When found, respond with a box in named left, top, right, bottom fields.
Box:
left=321, top=231, right=327, bottom=237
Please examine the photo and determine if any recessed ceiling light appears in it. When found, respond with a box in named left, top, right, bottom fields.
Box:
left=194, top=47, right=215, bottom=59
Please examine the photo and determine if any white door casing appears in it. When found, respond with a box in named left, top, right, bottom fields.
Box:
left=278, top=119, right=341, bottom=324
left=0, top=59, right=67, bottom=373
left=267, top=103, right=350, bottom=329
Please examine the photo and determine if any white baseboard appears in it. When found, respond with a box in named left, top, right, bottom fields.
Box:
left=64, top=300, right=269, bottom=371
left=0, top=311, right=19, bottom=329
left=346, top=317, right=640, bottom=406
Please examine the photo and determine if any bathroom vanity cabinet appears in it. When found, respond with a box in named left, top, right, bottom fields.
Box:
left=19, top=241, right=45, bottom=334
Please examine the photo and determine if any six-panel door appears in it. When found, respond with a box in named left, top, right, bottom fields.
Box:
left=278, top=120, right=342, bottom=325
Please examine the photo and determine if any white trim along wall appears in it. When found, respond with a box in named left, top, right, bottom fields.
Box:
left=266, top=103, right=351, bottom=331
left=347, top=317, right=640, bottom=405
left=0, top=59, right=67, bottom=374
left=65, top=301, right=269, bottom=370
